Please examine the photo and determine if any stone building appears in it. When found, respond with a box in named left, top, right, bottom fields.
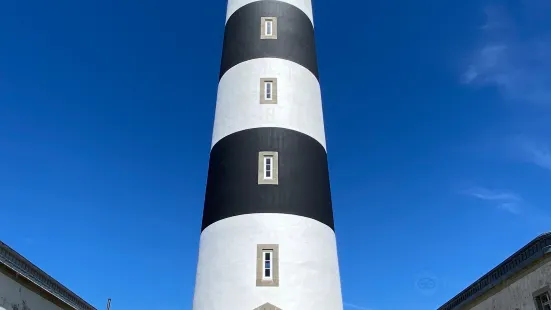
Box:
left=0, top=240, right=95, bottom=310
left=439, top=232, right=551, bottom=310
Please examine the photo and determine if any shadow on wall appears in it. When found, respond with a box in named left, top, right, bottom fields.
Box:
left=0, top=297, right=31, bottom=310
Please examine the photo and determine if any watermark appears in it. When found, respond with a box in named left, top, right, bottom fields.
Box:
left=415, top=272, right=439, bottom=296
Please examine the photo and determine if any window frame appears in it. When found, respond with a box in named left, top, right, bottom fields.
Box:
left=258, top=151, right=278, bottom=185
left=533, top=286, right=551, bottom=310
left=256, top=244, right=279, bottom=287
left=265, top=20, right=273, bottom=36
left=264, top=81, right=273, bottom=101
left=262, top=250, right=273, bottom=280
left=260, top=78, right=277, bottom=104
left=263, top=156, right=273, bottom=179
left=260, top=17, right=278, bottom=39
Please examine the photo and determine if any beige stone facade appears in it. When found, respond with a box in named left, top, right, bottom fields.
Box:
left=468, top=257, right=551, bottom=310
left=439, top=233, right=551, bottom=310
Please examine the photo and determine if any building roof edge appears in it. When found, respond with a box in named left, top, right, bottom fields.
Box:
left=438, top=232, right=551, bottom=310
left=0, top=240, right=96, bottom=310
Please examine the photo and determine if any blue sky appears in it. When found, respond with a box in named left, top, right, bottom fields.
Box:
left=1, top=0, right=550, bottom=309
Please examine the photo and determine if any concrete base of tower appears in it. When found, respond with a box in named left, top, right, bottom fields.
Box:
left=192, top=213, right=343, bottom=310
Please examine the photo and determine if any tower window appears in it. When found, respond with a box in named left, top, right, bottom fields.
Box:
left=258, top=151, right=278, bottom=185
left=265, top=81, right=272, bottom=100
left=264, top=156, right=273, bottom=179
left=260, top=17, right=278, bottom=39
left=260, top=78, right=277, bottom=104
left=265, top=20, right=273, bottom=36
left=256, top=244, right=279, bottom=287
left=533, top=286, right=551, bottom=310
left=263, top=250, right=273, bottom=279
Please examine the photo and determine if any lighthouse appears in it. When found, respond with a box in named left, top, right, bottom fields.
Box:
left=192, top=0, right=343, bottom=309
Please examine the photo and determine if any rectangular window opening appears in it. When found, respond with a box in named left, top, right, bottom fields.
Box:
left=265, top=20, right=273, bottom=36
left=261, top=17, right=277, bottom=39
left=263, top=250, right=273, bottom=280
left=264, top=156, right=273, bottom=179
left=535, top=291, right=551, bottom=310
left=258, top=151, right=278, bottom=185
left=256, top=244, right=279, bottom=287
left=260, top=78, right=277, bottom=104
left=264, top=81, right=273, bottom=100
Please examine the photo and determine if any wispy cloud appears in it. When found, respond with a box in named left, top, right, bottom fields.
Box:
left=463, top=187, right=523, bottom=214
left=462, top=2, right=551, bottom=105
left=513, top=136, right=551, bottom=172
left=344, top=302, right=374, bottom=310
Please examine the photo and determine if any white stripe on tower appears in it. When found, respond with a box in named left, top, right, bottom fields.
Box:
left=192, top=0, right=343, bottom=309
left=212, top=58, right=327, bottom=150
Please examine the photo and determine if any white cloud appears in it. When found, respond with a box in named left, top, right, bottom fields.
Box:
left=463, top=187, right=523, bottom=214
left=463, top=2, right=551, bottom=106
left=463, top=187, right=520, bottom=201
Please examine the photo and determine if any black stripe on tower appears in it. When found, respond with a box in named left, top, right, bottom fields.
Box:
left=219, top=0, right=318, bottom=80
left=202, top=128, right=334, bottom=231
left=201, top=0, right=333, bottom=231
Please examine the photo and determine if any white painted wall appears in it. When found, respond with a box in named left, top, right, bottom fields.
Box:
left=192, top=213, right=343, bottom=310
left=468, top=258, right=551, bottom=310
left=226, top=0, right=314, bottom=26
left=0, top=271, right=63, bottom=310
left=212, top=58, right=326, bottom=150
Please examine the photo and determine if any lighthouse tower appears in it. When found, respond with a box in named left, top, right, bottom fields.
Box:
left=192, top=0, right=343, bottom=309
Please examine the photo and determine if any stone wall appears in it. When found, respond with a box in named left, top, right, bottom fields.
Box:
left=0, top=270, right=62, bottom=310
left=469, top=257, right=551, bottom=310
